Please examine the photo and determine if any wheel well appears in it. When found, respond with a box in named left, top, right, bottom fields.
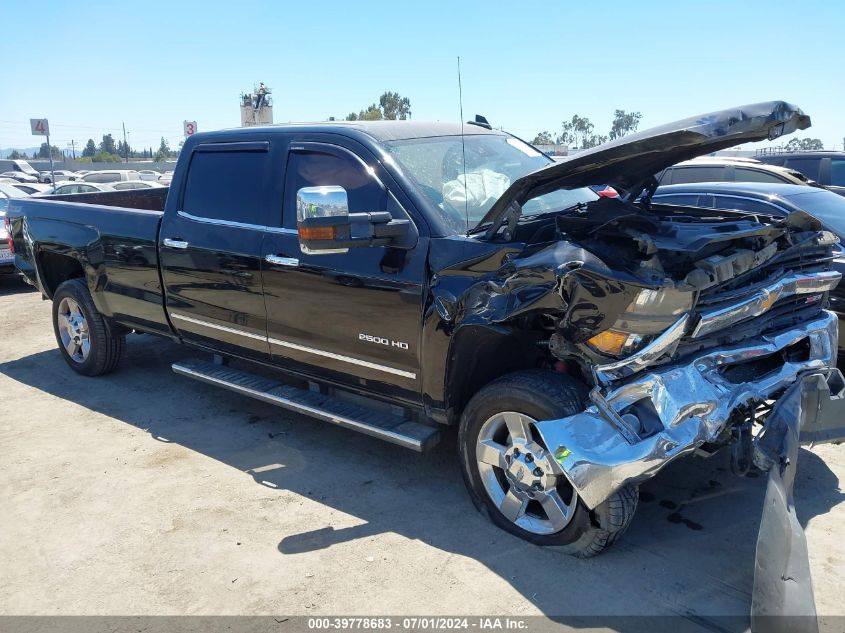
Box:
left=445, top=325, right=545, bottom=423
left=38, top=251, right=85, bottom=298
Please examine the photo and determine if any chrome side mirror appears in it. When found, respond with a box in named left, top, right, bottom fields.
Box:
left=296, top=186, right=349, bottom=223
left=295, top=185, right=410, bottom=254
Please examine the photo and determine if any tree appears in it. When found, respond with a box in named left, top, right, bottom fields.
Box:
left=37, top=142, right=62, bottom=159
left=609, top=110, right=642, bottom=140
left=785, top=137, right=824, bottom=151
left=117, top=140, right=132, bottom=159
left=82, top=139, right=96, bottom=158
left=345, top=91, right=411, bottom=121
left=531, top=131, right=555, bottom=145
left=379, top=91, right=411, bottom=120
left=582, top=133, right=608, bottom=149
left=99, top=134, right=117, bottom=155
left=153, top=137, right=171, bottom=162
left=8, top=149, right=22, bottom=160
left=560, top=115, right=595, bottom=149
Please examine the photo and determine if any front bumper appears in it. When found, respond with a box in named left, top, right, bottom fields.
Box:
left=535, top=310, right=841, bottom=510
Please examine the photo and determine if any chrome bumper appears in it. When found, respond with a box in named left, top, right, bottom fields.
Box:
left=535, top=310, right=840, bottom=510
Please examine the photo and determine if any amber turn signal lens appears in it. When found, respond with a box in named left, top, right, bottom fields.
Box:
left=298, top=225, right=335, bottom=241
left=586, top=329, right=630, bottom=355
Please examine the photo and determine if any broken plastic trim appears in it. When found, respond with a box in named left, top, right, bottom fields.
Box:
left=750, top=369, right=845, bottom=632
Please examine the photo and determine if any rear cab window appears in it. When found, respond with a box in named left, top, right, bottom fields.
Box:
left=182, top=143, right=273, bottom=226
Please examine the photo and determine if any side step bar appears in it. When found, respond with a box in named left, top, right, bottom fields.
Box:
left=172, top=360, right=441, bottom=452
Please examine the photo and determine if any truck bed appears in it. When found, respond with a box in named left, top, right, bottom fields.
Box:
left=9, top=188, right=172, bottom=336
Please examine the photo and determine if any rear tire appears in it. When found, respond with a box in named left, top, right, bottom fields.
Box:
left=458, top=370, right=637, bottom=557
left=52, top=278, right=124, bottom=376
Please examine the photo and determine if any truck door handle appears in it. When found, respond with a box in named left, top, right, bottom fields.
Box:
left=265, top=255, right=299, bottom=267
left=163, top=238, right=189, bottom=249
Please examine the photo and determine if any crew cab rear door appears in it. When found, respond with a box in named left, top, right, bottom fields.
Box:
left=159, top=141, right=275, bottom=360
left=261, top=140, right=427, bottom=405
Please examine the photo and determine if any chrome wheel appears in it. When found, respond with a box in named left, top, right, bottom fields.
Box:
left=57, top=297, right=90, bottom=363
left=476, top=411, right=577, bottom=535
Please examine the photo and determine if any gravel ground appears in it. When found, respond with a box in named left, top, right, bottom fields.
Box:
left=1, top=275, right=843, bottom=629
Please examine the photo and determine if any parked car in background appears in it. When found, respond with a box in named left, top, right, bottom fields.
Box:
left=9, top=183, right=52, bottom=195
left=137, top=170, right=162, bottom=181
left=33, top=182, right=115, bottom=196
left=0, top=183, right=28, bottom=273
left=0, top=171, right=39, bottom=183
left=755, top=151, right=845, bottom=197
left=80, top=169, right=140, bottom=184
left=39, top=170, right=79, bottom=184
left=0, top=159, right=40, bottom=179
left=589, top=185, right=619, bottom=198
left=657, top=157, right=816, bottom=187
left=157, top=170, right=174, bottom=185
left=653, top=181, right=845, bottom=350
left=110, top=180, right=166, bottom=191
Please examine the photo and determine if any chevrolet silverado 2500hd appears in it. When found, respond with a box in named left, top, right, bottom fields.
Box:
left=6, top=102, right=845, bottom=622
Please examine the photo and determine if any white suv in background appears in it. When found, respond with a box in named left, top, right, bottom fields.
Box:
left=80, top=170, right=140, bottom=183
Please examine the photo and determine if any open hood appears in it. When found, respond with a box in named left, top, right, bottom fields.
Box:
left=477, top=101, right=810, bottom=233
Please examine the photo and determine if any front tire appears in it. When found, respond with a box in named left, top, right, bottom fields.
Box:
left=458, top=370, right=637, bottom=557
left=52, top=278, right=124, bottom=376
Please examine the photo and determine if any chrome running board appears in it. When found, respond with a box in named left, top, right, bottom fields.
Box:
left=172, top=359, right=441, bottom=452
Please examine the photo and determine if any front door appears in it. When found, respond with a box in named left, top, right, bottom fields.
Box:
left=261, top=141, right=426, bottom=404
left=160, top=141, right=275, bottom=360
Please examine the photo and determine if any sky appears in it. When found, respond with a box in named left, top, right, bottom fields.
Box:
left=1, top=0, right=843, bottom=154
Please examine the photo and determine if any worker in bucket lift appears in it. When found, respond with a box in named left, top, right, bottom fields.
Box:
left=255, top=83, right=267, bottom=110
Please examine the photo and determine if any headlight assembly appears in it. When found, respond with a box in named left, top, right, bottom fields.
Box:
left=586, top=287, right=693, bottom=357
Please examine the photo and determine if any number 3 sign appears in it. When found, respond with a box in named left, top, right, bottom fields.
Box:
left=183, top=121, right=197, bottom=136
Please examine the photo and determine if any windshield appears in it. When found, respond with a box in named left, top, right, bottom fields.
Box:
left=785, top=190, right=845, bottom=236
left=384, top=134, right=598, bottom=235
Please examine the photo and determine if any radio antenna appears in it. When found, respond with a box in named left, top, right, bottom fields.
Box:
left=457, top=56, right=469, bottom=233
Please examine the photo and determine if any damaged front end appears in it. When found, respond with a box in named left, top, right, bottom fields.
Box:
left=522, top=204, right=844, bottom=627
left=528, top=202, right=840, bottom=500
left=429, top=101, right=843, bottom=624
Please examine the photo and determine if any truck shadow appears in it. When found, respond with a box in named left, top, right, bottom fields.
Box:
left=0, top=274, right=36, bottom=296
left=1, top=335, right=842, bottom=631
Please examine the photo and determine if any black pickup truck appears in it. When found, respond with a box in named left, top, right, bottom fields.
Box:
left=6, top=102, right=845, bottom=616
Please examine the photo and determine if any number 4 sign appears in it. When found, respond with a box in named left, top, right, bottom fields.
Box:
left=183, top=120, right=197, bottom=137
left=30, top=118, right=50, bottom=136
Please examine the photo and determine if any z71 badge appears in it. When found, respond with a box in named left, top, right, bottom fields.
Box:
left=359, top=333, right=409, bottom=350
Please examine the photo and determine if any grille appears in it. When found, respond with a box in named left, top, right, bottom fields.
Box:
left=674, top=240, right=834, bottom=358
left=697, top=242, right=833, bottom=309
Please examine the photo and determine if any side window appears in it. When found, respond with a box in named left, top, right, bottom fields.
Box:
left=830, top=160, right=845, bottom=187
left=652, top=194, right=700, bottom=206
left=182, top=148, right=272, bottom=225
left=784, top=158, right=820, bottom=181
left=284, top=148, right=387, bottom=229
left=668, top=166, right=725, bottom=184
left=712, top=196, right=781, bottom=215
left=734, top=168, right=786, bottom=183
left=79, top=185, right=97, bottom=193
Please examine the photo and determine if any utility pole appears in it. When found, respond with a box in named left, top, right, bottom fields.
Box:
left=122, top=122, right=129, bottom=163
left=70, top=140, right=76, bottom=160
